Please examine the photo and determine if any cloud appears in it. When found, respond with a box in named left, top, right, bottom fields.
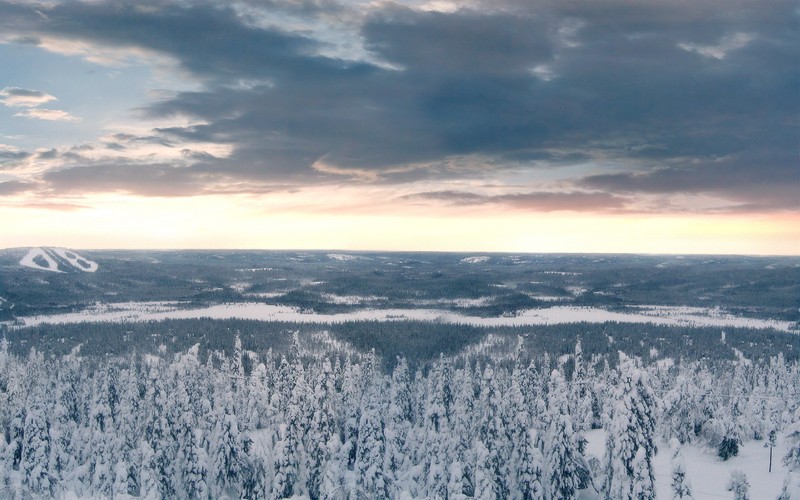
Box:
left=678, top=32, right=755, bottom=60
left=14, top=202, right=92, bottom=211
left=0, top=180, right=35, bottom=196
left=0, top=87, right=57, bottom=107
left=405, top=189, right=628, bottom=212
left=0, top=0, right=796, bottom=214
left=13, top=108, right=80, bottom=121
left=41, top=162, right=208, bottom=197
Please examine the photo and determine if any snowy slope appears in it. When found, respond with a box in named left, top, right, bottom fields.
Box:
left=19, top=247, right=65, bottom=273
left=18, top=247, right=98, bottom=273
left=51, top=247, right=99, bottom=272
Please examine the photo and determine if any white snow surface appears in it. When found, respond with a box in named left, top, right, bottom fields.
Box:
left=19, top=247, right=64, bottom=273
left=13, top=302, right=795, bottom=331
left=580, top=430, right=790, bottom=499
left=461, top=256, right=490, bottom=264
left=51, top=248, right=99, bottom=272
left=327, top=253, right=359, bottom=261
left=19, top=247, right=98, bottom=273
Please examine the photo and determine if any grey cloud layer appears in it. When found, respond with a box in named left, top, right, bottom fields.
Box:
left=0, top=0, right=797, bottom=211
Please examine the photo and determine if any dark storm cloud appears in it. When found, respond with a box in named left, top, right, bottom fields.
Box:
left=362, top=7, right=552, bottom=75
left=1, top=0, right=797, bottom=211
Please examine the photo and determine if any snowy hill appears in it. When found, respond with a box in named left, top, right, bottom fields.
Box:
left=18, top=247, right=98, bottom=273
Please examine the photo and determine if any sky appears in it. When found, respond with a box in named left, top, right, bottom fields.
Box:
left=0, top=0, right=798, bottom=254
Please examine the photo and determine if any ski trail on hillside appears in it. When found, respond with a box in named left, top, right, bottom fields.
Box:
left=19, top=248, right=64, bottom=273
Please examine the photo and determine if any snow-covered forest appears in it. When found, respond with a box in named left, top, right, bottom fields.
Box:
left=0, top=335, right=798, bottom=499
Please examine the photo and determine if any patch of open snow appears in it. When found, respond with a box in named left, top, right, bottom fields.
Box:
left=327, top=253, right=358, bottom=261
left=632, top=306, right=792, bottom=332
left=525, top=295, right=570, bottom=302
left=655, top=357, right=674, bottom=370
left=409, top=297, right=495, bottom=308
left=51, top=248, right=99, bottom=272
left=320, top=294, right=387, bottom=305
left=580, top=431, right=789, bottom=499
left=245, top=292, right=286, bottom=299
left=19, top=248, right=64, bottom=273
left=229, top=282, right=251, bottom=293
left=732, top=347, right=752, bottom=366
left=461, top=256, right=490, bottom=264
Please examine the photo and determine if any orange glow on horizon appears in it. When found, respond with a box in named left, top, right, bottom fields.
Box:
left=1, top=193, right=798, bottom=255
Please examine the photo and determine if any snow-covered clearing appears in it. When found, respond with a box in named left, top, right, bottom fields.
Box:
left=327, top=253, right=359, bottom=261
left=632, top=305, right=792, bottom=331
left=408, top=297, right=495, bottom=308
left=525, top=294, right=571, bottom=302
left=13, top=302, right=795, bottom=332
left=320, top=294, right=388, bottom=305
left=580, top=430, right=789, bottom=499
left=461, top=256, right=490, bottom=264
left=51, top=248, right=99, bottom=272
left=19, top=247, right=64, bottom=273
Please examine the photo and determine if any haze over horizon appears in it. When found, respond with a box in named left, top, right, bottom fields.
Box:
left=0, top=0, right=798, bottom=254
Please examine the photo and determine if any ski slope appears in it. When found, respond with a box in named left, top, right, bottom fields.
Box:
left=18, top=247, right=98, bottom=273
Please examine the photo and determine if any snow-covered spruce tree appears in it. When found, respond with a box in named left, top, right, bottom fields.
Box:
left=142, top=356, right=177, bottom=499
left=669, top=439, right=693, bottom=499
left=86, top=366, right=121, bottom=497
left=603, top=352, right=657, bottom=500
left=339, top=356, right=364, bottom=478
left=448, top=362, right=477, bottom=498
left=20, top=381, right=52, bottom=496
left=355, top=381, right=388, bottom=497
left=422, top=357, right=451, bottom=498
left=476, top=364, right=510, bottom=499
left=507, top=349, right=536, bottom=499
left=173, top=377, right=209, bottom=499
left=209, top=390, right=248, bottom=497
left=515, top=428, right=545, bottom=500
left=306, top=357, right=336, bottom=499
left=708, top=406, right=742, bottom=461
left=112, top=358, right=144, bottom=496
left=49, top=350, right=82, bottom=492
left=544, top=369, right=582, bottom=500
left=271, top=422, right=300, bottom=499
left=570, top=340, right=593, bottom=432
left=385, top=357, right=413, bottom=496
left=726, top=469, right=750, bottom=500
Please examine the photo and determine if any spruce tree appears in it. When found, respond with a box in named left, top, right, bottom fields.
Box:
left=603, top=352, right=657, bottom=500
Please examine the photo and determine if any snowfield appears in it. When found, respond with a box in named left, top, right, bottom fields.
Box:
left=12, top=302, right=795, bottom=332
